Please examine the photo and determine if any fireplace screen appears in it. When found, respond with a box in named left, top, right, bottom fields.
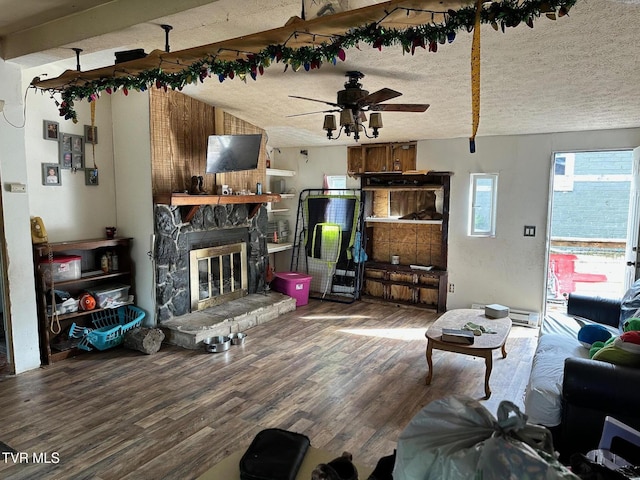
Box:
left=189, top=242, right=247, bottom=311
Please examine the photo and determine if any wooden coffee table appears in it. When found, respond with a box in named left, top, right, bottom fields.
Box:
left=425, top=309, right=512, bottom=399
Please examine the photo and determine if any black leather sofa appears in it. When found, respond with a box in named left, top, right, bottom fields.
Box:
left=557, top=293, right=640, bottom=460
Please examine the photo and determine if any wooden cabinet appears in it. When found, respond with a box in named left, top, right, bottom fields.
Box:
left=33, top=238, right=134, bottom=364
left=364, top=263, right=448, bottom=312
left=348, top=142, right=416, bottom=175
left=359, top=172, right=451, bottom=312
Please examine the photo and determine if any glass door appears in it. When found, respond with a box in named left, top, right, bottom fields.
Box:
left=547, top=150, right=635, bottom=313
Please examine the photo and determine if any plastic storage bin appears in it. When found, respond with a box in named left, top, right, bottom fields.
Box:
left=90, top=283, right=131, bottom=308
left=271, top=272, right=312, bottom=306
left=69, top=305, right=145, bottom=351
left=39, top=255, right=81, bottom=284
left=46, top=298, right=79, bottom=316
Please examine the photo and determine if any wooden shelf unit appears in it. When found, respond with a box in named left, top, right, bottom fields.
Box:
left=359, top=171, right=452, bottom=312
left=33, top=237, right=134, bottom=364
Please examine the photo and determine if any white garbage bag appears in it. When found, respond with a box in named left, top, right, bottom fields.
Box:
left=393, top=396, right=579, bottom=480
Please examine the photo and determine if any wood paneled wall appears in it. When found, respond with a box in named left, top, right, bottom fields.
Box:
left=149, top=89, right=266, bottom=196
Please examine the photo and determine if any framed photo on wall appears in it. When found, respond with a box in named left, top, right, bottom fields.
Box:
left=85, top=168, right=99, bottom=186
left=59, top=133, right=84, bottom=168
left=61, top=152, right=72, bottom=169
left=84, top=125, right=98, bottom=144
left=42, top=163, right=61, bottom=186
left=72, top=154, right=84, bottom=170
left=43, top=120, right=59, bottom=141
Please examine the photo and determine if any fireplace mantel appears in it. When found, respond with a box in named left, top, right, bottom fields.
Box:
left=154, top=193, right=281, bottom=221
left=153, top=193, right=281, bottom=206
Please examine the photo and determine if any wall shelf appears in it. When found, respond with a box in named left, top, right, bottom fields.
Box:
left=267, top=242, right=293, bottom=253
left=266, top=168, right=296, bottom=177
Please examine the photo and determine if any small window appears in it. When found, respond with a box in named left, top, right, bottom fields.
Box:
left=469, top=173, right=498, bottom=237
left=325, top=175, right=347, bottom=194
left=553, top=152, right=575, bottom=192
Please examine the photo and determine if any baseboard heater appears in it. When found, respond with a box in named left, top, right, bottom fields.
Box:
left=471, top=303, right=540, bottom=328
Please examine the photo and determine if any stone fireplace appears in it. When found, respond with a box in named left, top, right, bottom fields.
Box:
left=154, top=202, right=269, bottom=323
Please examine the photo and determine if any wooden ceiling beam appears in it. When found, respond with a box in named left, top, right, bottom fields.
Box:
left=31, top=0, right=472, bottom=91
left=1, top=0, right=221, bottom=61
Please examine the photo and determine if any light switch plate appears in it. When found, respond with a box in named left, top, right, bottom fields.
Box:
left=524, top=225, right=536, bottom=237
left=8, top=183, right=26, bottom=193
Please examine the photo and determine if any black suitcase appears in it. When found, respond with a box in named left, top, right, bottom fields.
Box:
left=239, top=428, right=310, bottom=480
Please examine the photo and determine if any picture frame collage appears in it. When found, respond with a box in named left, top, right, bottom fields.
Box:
left=42, top=120, right=99, bottom=186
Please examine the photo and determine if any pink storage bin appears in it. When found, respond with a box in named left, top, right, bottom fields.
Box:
left=271, top=272, right=312, bottom=307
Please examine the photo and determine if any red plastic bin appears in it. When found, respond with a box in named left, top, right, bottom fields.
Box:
left=271, top=272, right=312, bottom=306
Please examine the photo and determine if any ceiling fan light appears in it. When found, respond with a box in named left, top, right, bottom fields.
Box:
left=369, top=113, right=383, bottom=129
left=323, top=114, right=337, bottom=131
left=340, top=109, right=355, bottom=126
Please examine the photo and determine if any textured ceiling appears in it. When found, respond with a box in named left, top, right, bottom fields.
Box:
left=2, top=0, right=640, bottom=148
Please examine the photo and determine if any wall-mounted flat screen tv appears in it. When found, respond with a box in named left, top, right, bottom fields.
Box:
left=205, top=134, right=262, bottom=173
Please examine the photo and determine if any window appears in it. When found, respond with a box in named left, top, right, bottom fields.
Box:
left=469, top=173, right=498, bottom=237
left=553, top=152, right=575, bottom=191
left=325, top=175, right=347, bottom=194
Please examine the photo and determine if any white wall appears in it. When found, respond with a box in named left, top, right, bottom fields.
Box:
left=0, top=57, right=154, bottom=373
left=23, top=66, right=117, bottom=241
left=111, top=91, right=155, bottom=325
left=0, top=60, right=41, bottom=373
left=276, top=130, right=640, bottom=314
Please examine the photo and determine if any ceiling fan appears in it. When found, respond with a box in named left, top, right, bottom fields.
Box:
left=289, top=71, right=430, bottom=141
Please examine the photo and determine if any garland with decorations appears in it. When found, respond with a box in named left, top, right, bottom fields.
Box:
left=42, top=0, right=577, bottom=123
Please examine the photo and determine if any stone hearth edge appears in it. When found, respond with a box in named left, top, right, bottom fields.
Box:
left=160, top=292, right=296, bottom=349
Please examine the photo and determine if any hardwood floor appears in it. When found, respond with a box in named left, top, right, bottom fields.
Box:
left=0, top=300, right=538, bottom=479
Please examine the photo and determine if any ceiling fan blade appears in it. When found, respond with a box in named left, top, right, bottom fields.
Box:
left=289, top=95, right=341, bottom=108
left=370, top=104, right=430, bottom=112
left=358, top=88, right=402, bottom=106
left=286, top=109, right=340, bottom=118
